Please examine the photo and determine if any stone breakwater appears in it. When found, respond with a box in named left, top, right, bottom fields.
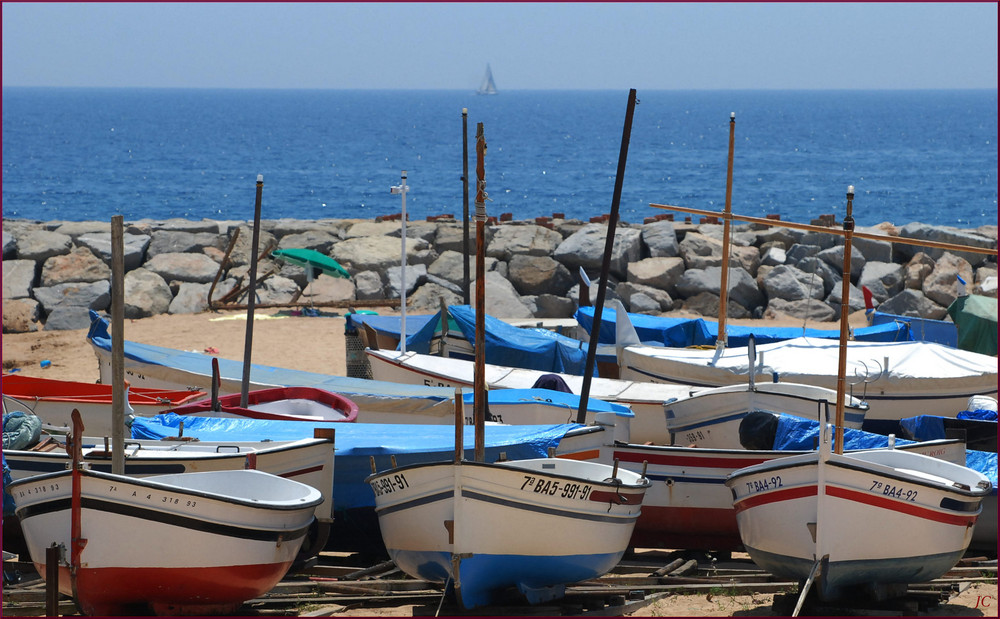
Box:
left=2, top=215, right=997, bottom=333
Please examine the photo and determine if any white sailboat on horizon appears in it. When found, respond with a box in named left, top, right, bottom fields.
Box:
left=477, top=63, right=497, bottom=95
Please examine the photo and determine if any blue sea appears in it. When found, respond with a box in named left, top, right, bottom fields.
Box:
left=2, top=88, right=997, bottom=229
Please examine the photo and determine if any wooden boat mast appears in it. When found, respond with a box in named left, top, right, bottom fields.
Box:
left=576, top=88, right=638, bottom=423
left=716, top=113, right=736, bottom=351
left=833, top=187, right=855, bottom=454
left=473, top=122, right=487, bottom=462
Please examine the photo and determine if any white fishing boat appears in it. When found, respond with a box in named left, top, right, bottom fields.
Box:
left=619, top=335, right=998, bottom=433
left=368, top=123, right=649, bottom=609
left=368, top=457, right=648, bottom=608
left=9, top=412, right=324, bottom=616
left=366, top=347, right=697, bottom=445
left=725, top=421, right=990, bottom=600
left=3, top=428, right=336, bottom=555
left=586, top=412, right=970, bottom=552
left=724, top=187, right=993, bottom=603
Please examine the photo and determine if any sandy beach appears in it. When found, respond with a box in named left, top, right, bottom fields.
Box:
left=2, top=307, right=996, bottom=616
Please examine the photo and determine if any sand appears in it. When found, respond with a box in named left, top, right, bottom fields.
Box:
left=1, top=308, right=996, bottom=616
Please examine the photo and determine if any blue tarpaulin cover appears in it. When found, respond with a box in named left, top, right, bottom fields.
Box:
left=132, top=414, right=586, bottom=510
left=870, top=310, right=957, bottom=347
left=576, top=306, right=912, bottom=347
left=461, top=388, right=634, bottom=417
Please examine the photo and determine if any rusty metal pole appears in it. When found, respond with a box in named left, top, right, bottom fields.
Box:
left=576, top=89, right=638, bottom=424
left=473, top=122, right=488, bottom=462
left=717, top=113, right=736, bottom=351
left=834, top=185, right=855, bottom=455
left=240, top=175, right=264, bottom=408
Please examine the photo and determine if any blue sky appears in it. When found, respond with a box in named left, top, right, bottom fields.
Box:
left=2, top=3, right=997, bottom=90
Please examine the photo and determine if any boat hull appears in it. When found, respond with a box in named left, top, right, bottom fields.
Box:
left=726, top=449, right=989, bottom=600
left=369, top=458, right=648, bottom=608
left=665, top=382, right=867, bottom=448
left=10, top=468, right=321, bottom=616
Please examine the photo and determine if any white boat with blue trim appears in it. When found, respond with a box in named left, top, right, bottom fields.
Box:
left=367, top=457, right=648, bottom=608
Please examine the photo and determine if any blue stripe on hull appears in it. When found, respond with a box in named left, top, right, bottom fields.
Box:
left=745, top=545, right=968, bottom=601
left=386, top=549, right=625, bottom=609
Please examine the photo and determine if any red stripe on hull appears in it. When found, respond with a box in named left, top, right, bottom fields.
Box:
left=40, top=560, right=293, bottom=616
left=733, top=485, right=817, bottom=513
left=827, top=486, right=979, bottom=527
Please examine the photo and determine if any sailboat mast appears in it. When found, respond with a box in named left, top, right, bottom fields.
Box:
left=834, top=186, right=855, bottom=454
left=473, top=122, right=488, bottom=462
left=717, top=113, right=736, bottom=351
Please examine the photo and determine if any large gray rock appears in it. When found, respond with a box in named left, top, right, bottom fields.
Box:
left=507, top=255, right=573, bottom=296
left=226, top=225, right=277, bottom=268
left=407, top=282, right=463, bottom=313
left=858, top=262, right=906, bottom=303
left=427, top=250, right=500, bottom=287
left=527, top=294, right=577, bottom=319
left=640, top=220, right=680, bottom=258
left=43, top=306, right=95, bottom=331
left=877, top=289, right=948, bottom=320
left=387, top=264, right=428, bottom=299
left=473, top=271, right=534, bottom=318
left=40, top=246, right=111, bottom=286
left=895, top=223, right=996, bottom=267
left=626, top=257, right=685, bottom=296
left=615, top=281, right=673, bottom=312
left=343, top=220, right=401, bottom=239
left=486, top=224, right=563, bottom=261
left=433, top=223, right=485, bottom=254
left=817, top=244, right=866, bottom=281
left=154, top=218, right=223, bottom=234
left=123, top=268, right=172, bottom=318
left=824, top=281, right=866, bottom=314
left=786, top=243, right=821, bottom=265
left=168, top=280, right=236, bottom=315
left=146, top=230, right=223, bottom=259
left=795, top=256, right=840, bottom=295
left=676, top=266, right=764, bottom=311
left=764, top=297, right=838, bottom=322
left=277, top=230, right=340, bottom=254
left=2, top=297, right=42, bottom=333
left=678, top=232, right=723, bottom=270
left=553, top=224, right=642, bottom=280
left=15, top=230, right=73, bottom=262
left=52, top=221, right=111, bottom=239
left=354, top=270, right=385, bottom=300
left=680, top=292, right=751, bottom=319
left=3, top=259, right=37, bottom=299
left=301, top=276, right=355, bottom=304
left=33, top=280, right=111, bottom=314
left=761, top=265, right=826, bottom=302
left=332, top=235, right=429, bottom=274
left=3, top=230, right=18, bottom=259
left=922, top=252, right=974, bottom=308
left=76, top=232, right=151, bottom=271
left=144, top=252, right=221, bottom=284
left=852, top=228, right=893, bottom=263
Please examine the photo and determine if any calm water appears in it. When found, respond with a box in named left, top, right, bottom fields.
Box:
left=2, top=88, right=996, bottom=228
